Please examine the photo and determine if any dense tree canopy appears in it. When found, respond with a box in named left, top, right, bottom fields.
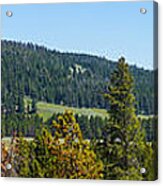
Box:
left=1, top=40, right=155, bottom=115
left=1, top=40, right=157, bottom=180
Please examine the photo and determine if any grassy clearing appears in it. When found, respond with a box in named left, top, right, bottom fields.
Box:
left=37, top=101, right=108, bottom=121
left=24, top=97, right=153, bottom=122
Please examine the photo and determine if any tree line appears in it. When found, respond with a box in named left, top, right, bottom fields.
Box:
left=1, top=112, right=157, bottom=143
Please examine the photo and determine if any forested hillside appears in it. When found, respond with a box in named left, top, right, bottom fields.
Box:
left=2, top=57, right=157, bottom=180
left=1, top=40, right=154, bottom=115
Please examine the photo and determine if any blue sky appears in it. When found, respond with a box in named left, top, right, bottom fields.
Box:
left=1, top=1, right=154, bottom=69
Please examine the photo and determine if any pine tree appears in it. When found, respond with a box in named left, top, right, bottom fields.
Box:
left=17, top=95, right=24, bottom=113
left=31, top=98, right=37, bottom=113
left=17, top=87, right=24, bottom=113
left=30, top=127, right=55, bottom=177
left=31, top=89, right=37, bottom=113
left=14, top=136, right=31, bottom=177
left=50, top=111, right=104, bottom=179
left=97, top=57, right=155, bottom=180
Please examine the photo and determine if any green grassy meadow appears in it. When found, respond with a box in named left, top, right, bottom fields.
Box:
left=37, top=101, right=108, bottom=121
left=25, top=97, right=153, bottom=122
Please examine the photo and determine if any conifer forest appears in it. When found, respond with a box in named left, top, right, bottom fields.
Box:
left=1, top=40, right=158, bottom=180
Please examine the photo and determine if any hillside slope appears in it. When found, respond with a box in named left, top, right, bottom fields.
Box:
left=1, top=40, right=155, bottom=114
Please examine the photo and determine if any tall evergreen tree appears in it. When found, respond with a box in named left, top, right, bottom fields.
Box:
left=17, top=92, right=24, bottom=113
left=96, top=57, right=156, bottom=180
left=31, top=98, right=37, bottom=113
left=50, top=111, right=104, bottom=179
left=31, top=89, right=37, bottom=113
